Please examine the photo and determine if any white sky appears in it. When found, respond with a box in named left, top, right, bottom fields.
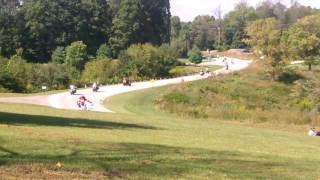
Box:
left=170, top=0, right=320, bottom=22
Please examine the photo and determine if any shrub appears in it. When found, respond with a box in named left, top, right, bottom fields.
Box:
left=120, top=43, right=177, bottom=79
left=187, top=47, right=203, bottom=64
left=65, top=41, right=87, bottom=71
left=51, top=46, right=66, bottom=64
left=164, top=91, right=191, bottom=104
left=96, top=44, right=112, bottom=59
left=82, top=59, right=119, bottom=84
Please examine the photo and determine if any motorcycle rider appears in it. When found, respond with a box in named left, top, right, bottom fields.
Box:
left=69, top=84, right=77, bottom=95
left=92, top=82, right=99, bottom=92
left=77, top=96, right=92, bottom=110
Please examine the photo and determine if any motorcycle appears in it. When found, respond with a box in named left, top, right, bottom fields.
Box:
left=70, top=88, right=77, bottom=95
left=77, top=100, right=93, bottom=110
left=123, top=78, right=131, bottom=86
left=92, top=86, right=99, bottom=92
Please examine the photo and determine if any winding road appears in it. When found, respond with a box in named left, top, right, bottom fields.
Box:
left=0, top=58, right=251, bottom=113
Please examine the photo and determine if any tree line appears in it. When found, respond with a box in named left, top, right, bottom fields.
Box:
left=0, top=0, right=174, bottom=92
left=170, top=0, right=320, bottom=56
left=0, top=0, right=170, bottom=61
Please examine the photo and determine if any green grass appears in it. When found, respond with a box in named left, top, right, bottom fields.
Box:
left=178, top=58, right=191, bottom=64
left=1, top=63, right=320, bottom=178
left=0, top=89, right=66, bottom=97
left=170, top=65, right=222, bottom=77
left=1, top=101, right=320, bottom=179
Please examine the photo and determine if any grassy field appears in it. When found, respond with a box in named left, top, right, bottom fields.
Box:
left=1, top=62, right=320, bottom=179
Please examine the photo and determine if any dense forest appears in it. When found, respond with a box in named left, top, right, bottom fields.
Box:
left=0, top=0, right=319, bottom=93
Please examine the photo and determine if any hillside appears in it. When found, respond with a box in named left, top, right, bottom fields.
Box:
left=156, top=61, right=320, bottom=125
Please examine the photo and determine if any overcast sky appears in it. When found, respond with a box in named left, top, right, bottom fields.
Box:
left=170, top=0, right=320, bottom=22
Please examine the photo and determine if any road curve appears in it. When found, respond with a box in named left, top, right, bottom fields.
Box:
left=48, top=58, right=251, bottom=112
left=0, top=58, right=251, bottom=113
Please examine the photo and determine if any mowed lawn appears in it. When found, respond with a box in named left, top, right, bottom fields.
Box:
left=0, top=86, right=320, bottom=178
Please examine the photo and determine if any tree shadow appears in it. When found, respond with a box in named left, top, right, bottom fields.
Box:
left=0, top=112, right=157, bottom=130
left=0, top=142, right=314, bottom=179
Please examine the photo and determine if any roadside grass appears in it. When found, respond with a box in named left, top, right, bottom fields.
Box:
left=212, top=51, right=255, bottom=60
left=169, top=65, right=222, bottom=77
left=0, top=89, right=66, bottom=97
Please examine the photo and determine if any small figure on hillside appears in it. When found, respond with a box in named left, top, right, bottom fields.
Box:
left=308, top=128, right=320, bottom=136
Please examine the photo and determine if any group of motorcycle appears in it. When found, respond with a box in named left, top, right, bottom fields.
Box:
left=69, top=77, right=131, bottom=110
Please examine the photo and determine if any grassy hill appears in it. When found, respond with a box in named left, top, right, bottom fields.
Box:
left=156, top=62, right=320, bottom=126
left=1, top=62, right=320, bottom=179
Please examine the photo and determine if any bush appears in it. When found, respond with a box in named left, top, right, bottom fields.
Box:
left=51, top=46, right=66, bottom=64
left=278, top=69, right=304, bottom=84
left=82, top=59, right=119, bottom=84
left=65, top=41, right=87, bottom=71
left=187, top=47, right=203, bottom=64
left=96, top=44, right=112, bottom=59
left=164, top=91, right=191, bottom=103
left=120, top=43, right=178, bottom=79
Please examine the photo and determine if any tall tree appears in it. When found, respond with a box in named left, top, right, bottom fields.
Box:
left=171, top=16, right=181, bottom=39
left=255, top=0, right=275, bottom=19
left=245, top=18, right=285, bottom=80
left=109, top=0, right=171, bottom=56
left=223, top=1, right=257, bottom=48
left=0, top=0, right=23, bottom=58
left=22, top=0, right=111, bottom=62
left=190, top=15, right=216, bottom=50
left=287, top=14, right=320, bottom=70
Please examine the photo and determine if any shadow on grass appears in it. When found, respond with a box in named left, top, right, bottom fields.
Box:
left=0, top=112, right=157, bottom=130
left=0, top=142, right=314, bottom=179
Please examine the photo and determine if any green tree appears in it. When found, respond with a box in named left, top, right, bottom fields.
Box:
left=287, top=14, right=320, bottom=71
left=121, top=43, right=177, bottom=79
left=171, top=16, right=181, bottom=39
left=190, top=15, right=216, bottom=50
left=82, top=59, right=118, bottom=83
left=109, top=0, right=171, bottom=57
left=255, top=0, right=275, bottom=19
left=0, top=0, right=23, bottom=58
left=5, top=49, right=28, bottom=92
left=21, top=0, right=111, bottom=62
left=223, top=1, right=257, bottom=48
left=187, top=47, right=203, bottom=64
left=245, top=18, right=285, bottom=80
left=51, top=46, right=66, bottom=64
left=96, top=44, right=113, bottom=59
left=65, top=41, right=87, bottom=71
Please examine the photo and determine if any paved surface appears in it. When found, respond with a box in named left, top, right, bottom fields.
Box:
left=0, top=58, right=251, bottom=113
